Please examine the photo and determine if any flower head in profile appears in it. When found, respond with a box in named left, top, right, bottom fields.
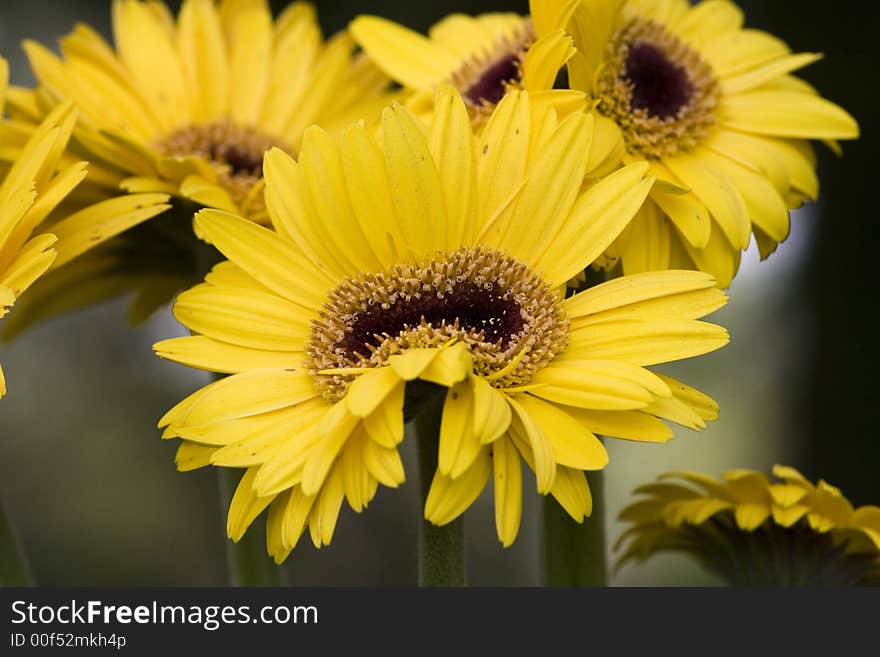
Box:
left=0, top=59, right=168, bottom=395
left=156, top=87, right=729, bottom=561
left=554, top=0, right=858, bottom=286
left=350, top=2, right=590, bottom=128
left=25, top=0, right=394, bottom=224
left=616, top=465, right=880, bottom=586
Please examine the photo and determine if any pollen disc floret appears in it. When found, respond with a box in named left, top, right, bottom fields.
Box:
left=156, top=121, right=289, bottom=204
left=449, top=22, right=536, bottom=119
left=307, top=246, right=569, bottom=399
left=596, top=18, right=719, bottom=159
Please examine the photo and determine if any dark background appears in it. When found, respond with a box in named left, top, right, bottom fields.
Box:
left=0, top=0, right=876, bottom=586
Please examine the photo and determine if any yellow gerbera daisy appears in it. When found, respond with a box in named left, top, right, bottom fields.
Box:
left=350, top=2, right=590, bottom=129
left=616, top=465, right=880, bottom=586
left=24, top=0, right=394, bottom=225
left=555, top=0, right=858, bottom=286
left=156, top=87, right=729, bottom=561
left=0, top=57, right=169, bottom=395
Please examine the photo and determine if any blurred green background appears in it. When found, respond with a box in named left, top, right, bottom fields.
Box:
left=0, top=0, right=876, bottom=586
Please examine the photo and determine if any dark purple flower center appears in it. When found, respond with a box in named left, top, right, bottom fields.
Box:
left=464, top=53, right=521, bottom=106
left=339, top=282, right=524, bottom=359
left=624, top=42, right=693, bottom=119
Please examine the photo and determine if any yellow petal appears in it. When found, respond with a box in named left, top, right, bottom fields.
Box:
left=567, top=408, right=674, bottom=443
left=430, top=86, right=477, bottom=250
left=177, top=0, right=228, bottom=121
left=341, top=123, right=405, bottom=267
left=538, top=162, right=654, bottom=286
left=301, top=401, right=360, bottom=496
left=266, top=491, right=292, bottom=563
left=51, top=194, right=172, bottom=268
left=698, top=148, right=790, bottom=242
left=339, top=433, right=377, bottom=512
left=424, top=450, right=492, bottom=526
left=418, top=342, right=473, bottom=387
left=173, top=283, right=309, bottom=351
left=309, top=466, right=346, bottom=547
left=721, top=91, right=859, bottom=140
left=175, top=441, right=217, bottom=471
left=493, top=436, right=523, bottom=547
left=194, top=209, right=330, bottom=310
left=649, top=166, right=712, bottom=248
left=298, top=126, right=384, bottom=273
left=471, top=375, right=512, bottom=444
left=564, top=270, right=718, bottom=318
left=259, top=10, right=321, bottom=135
left=507, top=395, right=556, bottom=493
left=183, top=368, right=318, bottom=426
left=617, top=201, right=672, bottom=275
left=362, top=438, right=406, bottom=488
left=179, top=175, right=239, bottom=214
left=382, top=103, right=447, bottom=258
left=499, top=112, right=592, bottom=263
left=362, top=382, right=405, bottom=448
left=346, top=366, right=402, bottom=418
left=263, top=148, right=350, bottom=283
left=438, top=381, right=481, bottom=477
left=721, top=52, right=822, bottom=95
left=225, top=0, right=273, bottom=125
left=476, top=91, right=531, bottom=233
left=514, top=395, right=609, bottom=470
left=350, top=15, right=458, bottom=89
left=566, top=318, right=730, bottom=366
left=388, top=348, right=439, bottom=381
left=520, top=29, right=576, bottom=92
left=550, top=466, right=591, bottom=521
left=154, top=335, right=303, bottom=373
left=281, top=487, right=316, bottom=550
left=227, top=467, right=274, bottom=541
left=528, top=360, right=667, bottom=410
left=112, top=0, right=190, bottom=130
left=665, top=151, right=751, bottom=250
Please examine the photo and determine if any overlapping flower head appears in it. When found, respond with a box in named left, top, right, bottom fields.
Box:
left=156, top=86, right=729, bottom=561
left=544, top=0, right=858, bottom=286
left=3, top=0, right=397, bottom=331
left=616, top=465, right=880, bottom=586
left=0, top=59, right=170, bottom=394
left=24, top=0, right=395, bottom=224
left=351, top=1, right=598, bottom=132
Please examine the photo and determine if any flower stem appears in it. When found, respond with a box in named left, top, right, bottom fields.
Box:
left=414, top=389, right=465, bottom=587
left=0, top=497, right=33, bottom=586
left=543, top=469, right=607, bottom=586
left=216, top=468, right=282, bottom=587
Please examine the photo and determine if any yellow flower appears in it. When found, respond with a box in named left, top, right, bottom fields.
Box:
left=156, top=87, right=728, bottom=561
left=350, top=1, right=590, bottom=128
left=616, top=465, right=880, bottom=586
left=0, top=59, right=169, bottom=396
left=24, top=0, right=394, bottom=224
left=554, top=0, right=858, bottom=286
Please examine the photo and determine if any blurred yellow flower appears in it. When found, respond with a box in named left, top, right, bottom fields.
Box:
left=617, top=465, right=880, bottom=586
left=0, top=57, right=170, bottom=396
left=350, top=2, right=588, bottom=127
left=556, top=0, right=858, bottom=286
left=156, top=87, right=728, bottom=561
left=24, top=0, right=394, bottom=224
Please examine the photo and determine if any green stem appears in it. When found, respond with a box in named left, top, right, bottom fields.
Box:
left=216, top=469, right=282, bottom=587
left=0, top=497, right=33, bottom=586
left=543, top=469, right=607, bottom=586
left=414, top=390, right=465, bottom=587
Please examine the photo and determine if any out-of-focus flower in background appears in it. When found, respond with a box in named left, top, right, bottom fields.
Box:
left=616, top=465, right=880, bottom=586
left=557, top=0, right=858, bottom=286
